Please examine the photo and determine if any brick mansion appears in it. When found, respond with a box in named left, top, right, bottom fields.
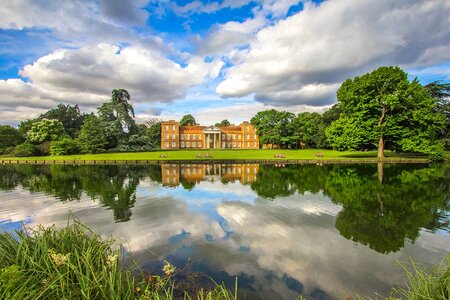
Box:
left=161, top=120, right=259, bottom=149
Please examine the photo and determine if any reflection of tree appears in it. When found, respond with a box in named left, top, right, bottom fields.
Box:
left=325, top=164, right=450, bottom=253
left=250, top=165, right=297, bottom=199
left=0, top=164, right=163, bottom=222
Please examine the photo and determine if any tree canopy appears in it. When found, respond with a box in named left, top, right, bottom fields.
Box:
left=326, top=66, right=446, bottom=158
left=179, top=114, right=196, bottom=126
left=214, top=119, right=231, bottom=127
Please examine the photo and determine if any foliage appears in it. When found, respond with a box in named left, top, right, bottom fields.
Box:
left=143, top=120, right=162, bottom=150
left=295, top=112, right=328, bottom=148
left=98, top=89, right=137, bottom=149
left=50, top=138, right=80, bottom=156
left=215, top=119, right=231, bottom=127
left=251, top=109, right=297, bottom=148
left=77, top=115, right=109, bottom=154
left=0, top=125, right=23, bottom=151
left=26, top=118, right=66, bottom=144
left=179, top=114, right=196, bottom=126
left=39, top=104, right=87, bottom=138
left=424, top=80, right=450, bottom=150
left=326, top=66, right=447, bottom=158
left=11, top=142, right=40, bottom=157
left=389, top=254, right=449, bottom=300
left=0, top=222, right=238, bottom=300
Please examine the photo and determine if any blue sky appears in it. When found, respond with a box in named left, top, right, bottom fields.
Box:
left=1, top=0, right=449, bottom=125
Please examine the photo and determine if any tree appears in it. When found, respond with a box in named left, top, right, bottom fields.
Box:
left=326, top=66, right=446, bottom=158
left=0, top=125, right=24, bottom=152
left=77, top=115, right=108, bottom=154
left=98, top=89, right=137, bottom=149
left=26, top=119, right=66, bottom=144
left=40, top=104, right=87, bottom=138
left=295, top=112, right=327, bottom=148
left=179, top=114, right=196, bottom=126
left=424, top=80, right=450, bottom=150
left=50, top=138, right=80, bottom=156
left=214, top=119, right=231, bottom=127
left=251, top=109, right=296, bottom=148
left=143, top=119, right=161, bottom=149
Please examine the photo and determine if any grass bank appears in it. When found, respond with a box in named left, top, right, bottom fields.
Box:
left=0, top=223, right=236, bottom=300
left=0, top=149, right=437, bottom=162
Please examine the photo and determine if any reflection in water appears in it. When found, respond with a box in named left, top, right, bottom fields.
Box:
left=0, top=163, right=449, bottom=299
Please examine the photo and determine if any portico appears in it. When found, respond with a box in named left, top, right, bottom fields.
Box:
left=203, top=126, right=222, bottom=149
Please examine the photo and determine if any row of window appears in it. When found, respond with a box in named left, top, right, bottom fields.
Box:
left=221, top=142, right=258, bottom=148
left=164, top=124, right=177, bottom=131
left=181, top=134, right=202, bottom=140
left=180, top=142, right=202, bottom=148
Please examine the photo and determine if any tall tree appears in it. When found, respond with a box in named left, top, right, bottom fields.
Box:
left=77, top=115, right=108, bottom=154
left=98, top=89, right=137, bottom=149
left=424, top=80, right=450, bottom=149
left=326, top=66, right=446, bottom=158
left=26, top=119, right=66, bottom=144
left=179, top=114, right=196, bottom=126
left=295, top=112, right=327, bottom=148
left=0, top=125, right=24, bottom=152
left=251, top=109, right=296, bottom=148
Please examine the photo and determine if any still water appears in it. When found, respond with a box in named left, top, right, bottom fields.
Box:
left=0, top=163, right=449, bottom=299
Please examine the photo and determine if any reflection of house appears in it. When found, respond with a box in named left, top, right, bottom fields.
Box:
left=161, top=164, right=259, bottom=187
left=161, top=120, right=259, bottom=149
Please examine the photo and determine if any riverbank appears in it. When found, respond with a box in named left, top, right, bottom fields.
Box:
left=0, top=149, right=442, bottom=164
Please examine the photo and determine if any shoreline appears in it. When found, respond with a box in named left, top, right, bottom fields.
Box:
left=0, top=158, right=433, bottom=165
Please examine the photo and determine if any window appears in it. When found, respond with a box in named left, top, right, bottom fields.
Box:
left=254, top=142, right=257, bottom=148
left=222, top=142, right=225, bottom=148
left=172, top=125, right=175, bottom=131
left=227, top=134, right=230, bottom=139
left=165, top=142, right=169, bottom=148
left=254, top=134, right=257, bottom=139
left=198, top=134, right=201, bottom=139
left=172, top=134, right=175, bottom=139
left=232, top=142, right=236, bottom=147
left=222, top=134, right=225, bottom=140
left=181, top=142, right=185, bottom=147
left=246, top=134, right=250, bottom=139
left=197, top=142, right=201, bottom=147
left=192, top=143, right=196, bottom=148
left=246, top=126, right=249, bottom=132
left=165, top=134, right=169, bottom=139
left=165, top=125, right=168, bottom=131
left=247, top=142, right=250, bottom=147
left=238, top=135, right=241, bottom=140
left=180, top=134, right=184, bottom=140
left=172, top=142, right=176, bottom=147
left=187, top=142, right=190, bottom=147
left=238, top=142, right=241, bottom=147
left=187, top=134, right=190, bottom=140
left=193, top=135, right=196, bottom=140
left=232, top=134, right=235, bottom=139
left=227, top=142, right=230, bottom=148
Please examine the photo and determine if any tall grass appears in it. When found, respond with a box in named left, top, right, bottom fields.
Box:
left=0, top=223, right=237, bottom=300
left=390, top=254, right=449, bottom=300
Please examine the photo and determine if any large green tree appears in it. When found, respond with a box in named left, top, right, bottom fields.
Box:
left=26, top=119, right=66, bottom=144
left=39, top=104, right=87, bottom=138
left=98, top=89, right=137, bottom=149
left=179, top=114, right=196, bottom=126
left=214, top=119, right=231, bottom=127
left=326, top=66, right=446, bottom=158
left=424, top=80, right=450, bottom=149
left=77, top=115, right=108, bottom=154
left=251, top=109, right=296, bottom=148
left=295, top=112, right=327, bottom=148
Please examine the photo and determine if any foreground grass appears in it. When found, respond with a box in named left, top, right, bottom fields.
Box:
left=1, top=149, right=433, bottom=161
left=0, top=223, right=236, bottom=300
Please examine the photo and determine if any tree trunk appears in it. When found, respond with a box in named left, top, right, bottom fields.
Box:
left=377, top=161, right=384, bottom=183
left=378, top=136, right=384, bottom=160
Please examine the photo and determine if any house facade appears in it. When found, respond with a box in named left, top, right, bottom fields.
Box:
left=161, top=120, right=259, bottom=149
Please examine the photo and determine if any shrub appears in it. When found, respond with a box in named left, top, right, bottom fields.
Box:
left=11, top=143, right=40, bottom=157
left=50, top=138, right=80, bottom=156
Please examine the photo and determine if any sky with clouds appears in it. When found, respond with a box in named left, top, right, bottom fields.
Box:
left=1, top=0, right=450, bottom=126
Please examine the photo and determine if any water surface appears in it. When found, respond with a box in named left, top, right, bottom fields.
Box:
left=0, top=163, right=449, bottom=299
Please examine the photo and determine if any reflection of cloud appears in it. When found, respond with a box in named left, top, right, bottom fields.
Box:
left=216, top=199, right=450, bottom=298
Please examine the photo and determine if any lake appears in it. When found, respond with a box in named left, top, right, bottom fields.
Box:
left=0, top=163, right=449, bottom=299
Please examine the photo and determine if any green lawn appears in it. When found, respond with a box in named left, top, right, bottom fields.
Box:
left=1, top=149, right=432, bottom=161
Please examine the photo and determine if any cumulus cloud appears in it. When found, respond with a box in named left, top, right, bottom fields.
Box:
left=0, top=44, right=223, bottom=124
left=216, top=0, right=450, bottom=106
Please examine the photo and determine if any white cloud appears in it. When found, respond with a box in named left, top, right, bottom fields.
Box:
left=216, top=0, right=450, bottom=106
left=0, top=44, right=223, bottom=124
